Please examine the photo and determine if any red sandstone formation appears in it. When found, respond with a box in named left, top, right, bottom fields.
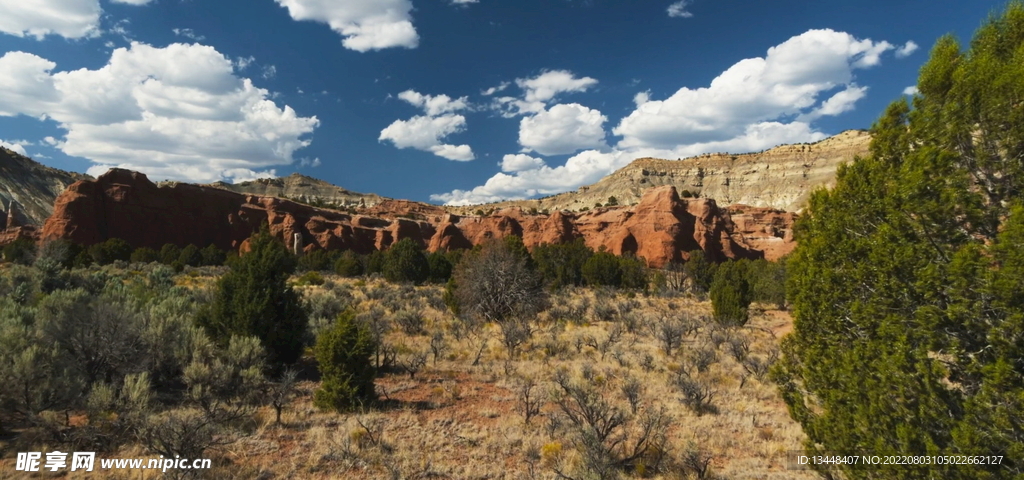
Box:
left=40, top=169, right=794, bottom=267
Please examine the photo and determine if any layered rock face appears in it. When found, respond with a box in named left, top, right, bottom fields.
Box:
left=41, top=170, right=794, bottom=266
left=450, top=130, right=870, bottom=214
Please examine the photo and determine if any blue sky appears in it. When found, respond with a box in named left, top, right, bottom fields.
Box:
left=0, top=0, right=1008, bottom=205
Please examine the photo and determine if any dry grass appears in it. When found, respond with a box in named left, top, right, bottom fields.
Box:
left=0, top=275, right=814, bottom=480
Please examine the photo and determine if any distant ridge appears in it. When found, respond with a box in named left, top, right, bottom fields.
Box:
left=449, top=130, right=872, bottom=214
left=199, top=172, right=387, bottom=208
left=0, top=147, right=90, bottom=226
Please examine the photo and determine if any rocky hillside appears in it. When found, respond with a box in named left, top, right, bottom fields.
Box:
left=450, top=130, right=871, bottom=214
left=201, top=172, right=386, bottom=208
left=0, top=147, right=90, bottom=226
left=41, top=169, right=797, bottom=265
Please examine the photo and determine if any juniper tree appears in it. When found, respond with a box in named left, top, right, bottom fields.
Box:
left=196, top=228, right=307, bottom=365
left=775, top=5, right=1024, bottom=478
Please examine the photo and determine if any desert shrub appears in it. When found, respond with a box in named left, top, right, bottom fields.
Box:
left=382, top=238, right=429, bottom=284
left=88, top=238, right=132, bottom=265
left=131, top=247, right=159, bottom=263
left=533, top=238, right=594, bottom=288
left=314, top=311, right=377, bottom=412
left=200, top=244, right=226, bottom=266
left=651, top=315, right=688, bottom=356
left=452, top=238, right=546, bottom=323
left=335, top=250, right=364, bottom=277
left=196, top=228, right=307, bottom=365
left=392, top=309, right=425, bottom=336
left=675, top=372, right=717, bottom=415
left=709, top=260, right=751, bottom=326
left=36, top=239, right=82, bottom=270
left=183, top=335, right=266, bottom=421
left=550, top=368, right=670, bottom=478
left=606, top=196, right=618, bottom=206
left=295, top=271, right=325, bottom=286
left=178, top=244, right=203, bottom=267
left=37, top=289, right=149, bottom=386
left=142, top=409, right=225, bottom=463
left=2, top=237, right=36, bottom=265
left=0, top=297, right=83, bottom=420
left=301, top=288, right=349, bottom=329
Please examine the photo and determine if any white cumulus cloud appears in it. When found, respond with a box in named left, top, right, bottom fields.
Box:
left=492, top=70, right=599, bottom=116
left=614, top=28, right=892, bottom=149
left=0, top=43, right=319, bottom=183
left=903, top=86, right=919, bottom=95
left=667, top=0, right=693, bottom=18
left=500, top=154, right=545, bottom=173
left=379, top=114, right=474, bottom=161
left=519, top=103, right=607, bottom=156
left=0, top=0, right=153, bottom=40
left=273, top=0, right=418, bottom=52
left=798, top=84, right=868, bottom=121
left=433, top=29, right=896, bottom=205
left=0, top=0, right=102, bottom=39
left=895, top=40, right=919, bottom=58
left=518, top=70, right=598, bottom=104
left=481, top=82, right=510, bottom=96
left=397, top=90, right=470, bottom=116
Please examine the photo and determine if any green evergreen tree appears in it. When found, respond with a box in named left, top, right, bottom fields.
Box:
left=775, top=6, right=1024, bottom=478
left=709, top=260, right=751, bottom=326
left=532, top=239, right=594, bottom=288
left=426, top=251, right=454, bottom=283
left=130, top=247, right=159, bottom=263
left=364, top=250, right=385, bottom=275
left=334, top=250, right=364, bottom=277
left=177, top=244, right=203, bottom=267
left=297, top=249, right=332, bottom=272
left=88, top=238, right=132, bottom=265
left=2, top=238, right=36, bottom=265
left=582, top=250, right=622, bottom=287
left=196, top=228, right=307, bottom=365
left=199, top=244, right=226, bottom=266
left=683, top=250, right=714, bottom=293
left=748, top=258, right=787, bottom=309
left=382, top=238, right=429, bottom=284
left=313, top=310, right=377, bottom=412
left=617, top=254, right=648, bottom=290
left=159, top=243, right=181, bottom=265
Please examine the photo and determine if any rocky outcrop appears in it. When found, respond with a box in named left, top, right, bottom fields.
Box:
left=0, top=147, right=90, bottom=227
left=41, top=170, right=787, bottom=266
left=449, top=130, right=870, bottom=214
left=201, top=172, right=385, bottom=208
left=726, top=205, right=799, bottom=260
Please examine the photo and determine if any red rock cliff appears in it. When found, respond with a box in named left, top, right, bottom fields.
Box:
left=41, top=169, right=794, bottom=266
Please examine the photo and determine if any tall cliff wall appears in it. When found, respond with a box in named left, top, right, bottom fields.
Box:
left=41, top=169, right=796, bottom=266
